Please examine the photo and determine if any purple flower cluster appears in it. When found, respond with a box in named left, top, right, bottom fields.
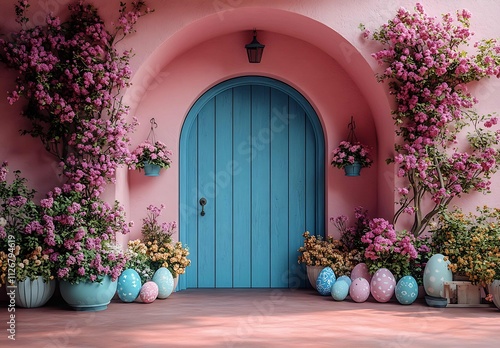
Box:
left=360, top=218, right=420, bottom=280
left=38, top=184, right=131, bottom=284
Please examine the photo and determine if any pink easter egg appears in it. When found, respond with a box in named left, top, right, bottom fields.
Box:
left=370, top=268, right=396, bottom=303
left=139, top=281, right=159, bottom=304
left=349, top=277, right=370, bottom=303
left=351, top=263, right=372, bottom=282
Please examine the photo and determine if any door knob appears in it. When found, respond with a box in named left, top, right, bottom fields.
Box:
left=199, top=198, right=207, bottom=216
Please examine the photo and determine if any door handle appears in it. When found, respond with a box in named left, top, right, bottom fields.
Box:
left=199, top=198, right=207, bottom=216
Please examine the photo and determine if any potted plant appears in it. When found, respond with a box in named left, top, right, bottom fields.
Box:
left=330, top=141, right=373, bottom=176
left=37, top=184, right=130, bottom=311
left=298, top=231, right=361, bottom=288
left=432, top=207, right=500, bottom=286
left=132, top=140, right=173, bottom=176
left=127, top=204, right=190, bottom=289
left=0, top=162, right=55, bottom=308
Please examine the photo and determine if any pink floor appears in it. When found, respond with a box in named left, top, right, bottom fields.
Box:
left=3, top=289, right=500, bottom=347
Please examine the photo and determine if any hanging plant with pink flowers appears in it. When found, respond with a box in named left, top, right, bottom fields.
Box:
left=362, top=3, right=500, bottom=236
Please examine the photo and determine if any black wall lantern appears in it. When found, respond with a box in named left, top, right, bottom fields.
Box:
left=245, top=29, right=265, bottom=63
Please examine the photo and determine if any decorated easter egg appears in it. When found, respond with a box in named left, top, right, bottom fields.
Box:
left=316, top=267, right=336, bottom=296
left=395, top=275, right=418, bottom=305
left=423, top=253, right=452, bottom=298
left=331, top=279, right=350, bottom=301
left=370, top=268, right=396, bottom=303
left=349, top=277, right=370, bottom=303
left=337, top=275, right=352, bottom=287
left=139, top=281, right=159, bottom=303
left=152, top=267, right=175, bottom=299
left=117, top=269, right=142, bottom=302
left=351, top=263, right=372, bottom=282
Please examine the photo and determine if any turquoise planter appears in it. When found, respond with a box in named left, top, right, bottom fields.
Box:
left=143, top=162, right=161, bottom=176
left=344, top=162, right=362, bottom=177
left=16, top=276, right=56, bottom=308
left=59, top=276, right=117, bottom=311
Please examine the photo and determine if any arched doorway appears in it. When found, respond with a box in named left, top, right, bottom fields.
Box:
left=179, top=76, right=325, bottom=289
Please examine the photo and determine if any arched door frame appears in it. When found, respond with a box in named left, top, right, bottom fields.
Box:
left=178, top=75, right=325, bottom=290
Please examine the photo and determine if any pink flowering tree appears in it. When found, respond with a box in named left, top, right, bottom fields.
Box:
left=0, top=0, right=152, bottom=197
left=363, top=3, right=500, bottom=236
left=0, top=1, right=152, bottom=284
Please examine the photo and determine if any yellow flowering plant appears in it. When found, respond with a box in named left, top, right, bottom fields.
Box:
left=297, top=231, right=361, bottom=277
left=125, top=204, right=190, bottom=279
left=0, top=162, right=54, bottom=286
left=431, top=206, right=500, bottom=286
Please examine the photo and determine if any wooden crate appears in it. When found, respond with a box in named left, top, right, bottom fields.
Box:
left=443, top=281, right=491, bottom=308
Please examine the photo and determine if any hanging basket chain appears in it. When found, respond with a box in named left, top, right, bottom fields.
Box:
left=147, top=117, right=158, bottom=144
left=347, top=116, right=358, bottom=144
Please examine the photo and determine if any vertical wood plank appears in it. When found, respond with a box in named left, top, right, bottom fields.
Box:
left=215, top=89, right=234, bottom=287
left=232, top=86, right=252, bottom=288
left=251, top=85, right=271, bottom=287
left=197, top=99, right=216, bottom=288
left=270, top=90, right=290, bottom=288
left=288, top=98, right=306, bottom=288
left=185, top=119, right=198, bottom=288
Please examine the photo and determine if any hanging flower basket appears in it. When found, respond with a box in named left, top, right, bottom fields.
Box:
left=143, top=163, right=162, bottom=176
left=132, top=118, right=172, bottom=176
left=343, top=161, right=362, bottom=177
left=331, top=117, right=372, bottom=176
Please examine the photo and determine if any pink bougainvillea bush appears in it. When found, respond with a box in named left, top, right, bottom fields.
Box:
left=0, top=1, right=152, bottom=284
left=38, top=183, right=131, bottom=284
left=0, top=0, right=152, bottom=197
left=363, top=3, right=500, bottom=236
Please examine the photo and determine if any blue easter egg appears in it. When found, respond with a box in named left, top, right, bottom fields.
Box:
left=423, top=253, right=452, bottom=298
left=316, top=267, right=336, bottom=296
left=117, top=269, right=142, bottom=302
left=337, top=275, right=352, bottom=287
left=331, top=279, right=349, bottom=301
left=395, top=275, right=419, bottom=305
left=152, top=267, right=175, bottom=299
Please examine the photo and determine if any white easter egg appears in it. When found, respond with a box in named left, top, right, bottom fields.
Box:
left=423, top=254, right=452, bottom=298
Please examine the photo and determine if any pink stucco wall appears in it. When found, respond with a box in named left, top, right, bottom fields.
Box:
left=1, top=0, right=499, bottom=242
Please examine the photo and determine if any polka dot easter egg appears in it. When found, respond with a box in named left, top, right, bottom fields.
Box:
left=349, top=277, right=370, bottom=303
left=423, top=253, right=452, bottom=298
left=140, top=281, right=159, bottom=303
left=370, top=268, right=396, bottom=303
left=117, top=269, right=142, bottom=303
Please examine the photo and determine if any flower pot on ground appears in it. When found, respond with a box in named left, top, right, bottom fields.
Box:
left=306, top=265, right=325, bottom=290
left=487, top=280, right=500, bottom=310
left=298, top=231, right=361, bottom=288
left=16, top=276, right=56, bottom=308
left=0, top=163, right=55, bottom=293
left=59, top=275, right=117, bottom=311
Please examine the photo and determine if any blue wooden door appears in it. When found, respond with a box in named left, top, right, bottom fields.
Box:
left=180, top=77, right=324, bottom=289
